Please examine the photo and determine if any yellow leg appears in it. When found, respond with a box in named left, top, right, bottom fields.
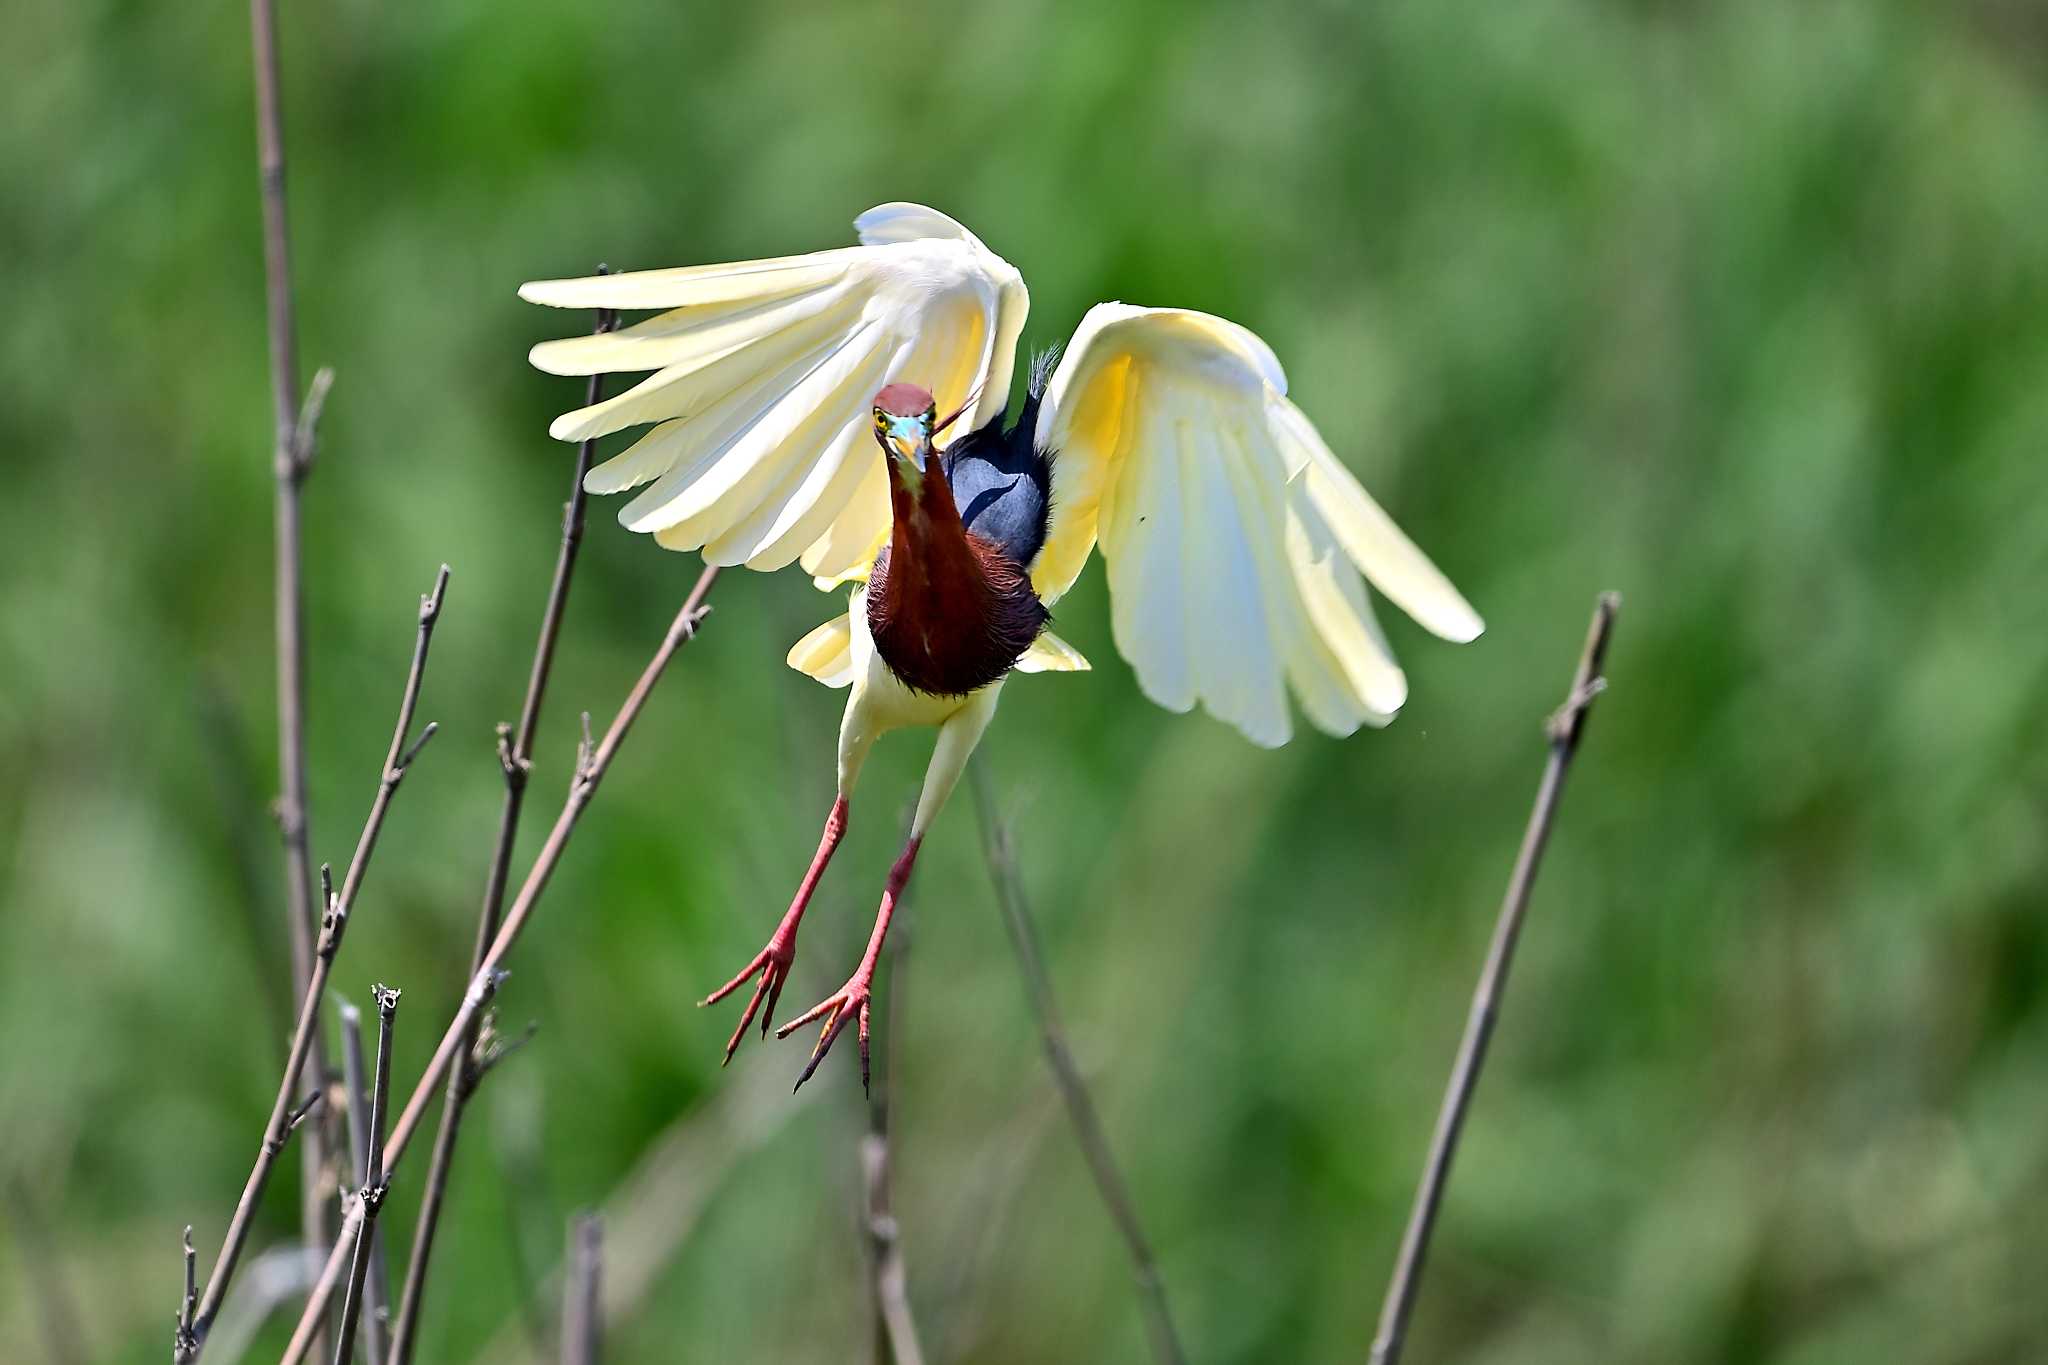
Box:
left=836, top=681, right=884, bottom=800
left=911, top=681, right=1004, bottom=837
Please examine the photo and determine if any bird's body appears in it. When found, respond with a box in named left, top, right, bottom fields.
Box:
left=865, top=393, right=1051, bottom=697
left=938, top=370, right=1054, bottom=573
left=522, top=204, right=1484, bottom=1088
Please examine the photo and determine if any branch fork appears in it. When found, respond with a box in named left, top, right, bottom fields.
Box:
left=284, top=565, right=720, bottom=1365
left=280, top=365, right=334, bottom=483
left=496, top=722, right=531, bottom=790
left=178, top=567, right=452, bottom=1362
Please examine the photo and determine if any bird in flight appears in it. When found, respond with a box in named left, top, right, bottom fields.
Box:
left=523, top=204, right=1482, bottom=1090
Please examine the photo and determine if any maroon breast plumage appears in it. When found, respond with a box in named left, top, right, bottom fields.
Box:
left=867, top=449, right=1047, bottom=696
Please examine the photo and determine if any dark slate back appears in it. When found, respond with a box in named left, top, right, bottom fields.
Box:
left=941, top=350, right=1059, bottom=572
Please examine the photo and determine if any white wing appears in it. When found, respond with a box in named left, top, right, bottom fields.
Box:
left=522, top=204, right=1029, bottom=580
left=1033, top=304, right=1481, bottom=747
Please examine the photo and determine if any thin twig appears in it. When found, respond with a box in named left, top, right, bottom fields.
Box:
left=388, top=297, right=617, bottom=1365
left=248, top=0, right=333, bottom=1290
left=1368, top=592, right=1620, bottom=1365
left=863, top=879, right=924, bottom=1365
left=335, top=986, right=400, bottom=1365
left=181, top=568, right=451, bottom=1361
left=968, top=763, right=1186, bottom=1365
left=560, top=1215, right=602, bottom=1365
left=337, top=999, right=392, bottom=1364
left=178, top=905, right=334, bottom=1365
left=281, top=565, right=721, bottom=1365
left=178, top=1227, right=197, bottom=1358
left=472, top=1007, right=538, bottom=1082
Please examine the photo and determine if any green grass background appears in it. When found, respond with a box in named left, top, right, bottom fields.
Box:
left=4, top=0, right=2047, bottom=1359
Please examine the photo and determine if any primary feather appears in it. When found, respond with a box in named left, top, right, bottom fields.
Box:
left=1033, top=304, right=1481, bottom=744
left=522, top=205, right=1028, bottom=580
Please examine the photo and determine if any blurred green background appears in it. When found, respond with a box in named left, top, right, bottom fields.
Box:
left=5, top=0, right=2048, bottom=1360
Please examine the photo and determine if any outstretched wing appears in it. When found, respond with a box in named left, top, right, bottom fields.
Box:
left=1033, top=304, right=1481, bottom=747
left=522, top=204, right=1028, bottom=580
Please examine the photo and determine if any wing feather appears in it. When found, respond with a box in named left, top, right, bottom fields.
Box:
left=1099, top=361, right=1193, bottom=713
left=521, top=254, right=858, bottom=311
left=1273, top=404, right=1484, bottom=643
left=1015, top=628, right=1091, bottom=674
left=524, top=204, right=1027, bottom=582
left=786, top=612, right=857, bottom=688
left=553, top=289, right=858, bottom=444
left=698, top=339, right=910, bottom=567
left=621, top=319, right=881, bottom=534
left=802, top=455, right=891, bottom=587
left=528, top=269, right=855, bottom=378
left=1183, top=414, right=1289, bottom=746
left=583, top=324, right=847, bottom=497
left=1036, top=305, right=1477, bottom=744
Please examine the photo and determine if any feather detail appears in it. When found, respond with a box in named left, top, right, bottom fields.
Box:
left=522, top=203, right=1030, bottom=582
left=787, top=613, right=857, bottom=688
left=1036, top=304, right=1474, bottom=745
left=1015, top=628, right=1091, bottom=674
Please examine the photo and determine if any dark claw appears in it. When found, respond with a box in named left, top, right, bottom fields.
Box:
left=782, top=984, right=874, bottom=1093
left=704, top=944, right=794, bottom=1066
left=792, top=1013, right=845, bottom=1093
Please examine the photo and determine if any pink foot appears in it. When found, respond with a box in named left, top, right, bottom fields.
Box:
left=700, top=935, right=796, bottom=1066
left=777, top=972, right=874, bottom=1093
left=774, top=833, right=920, bottom=1093
left=699, top=796, right=849, bottom=1065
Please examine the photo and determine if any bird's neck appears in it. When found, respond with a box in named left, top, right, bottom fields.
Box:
left=886, top=454, right=971, bottom=580
left=869, top=457, right=1045, bottom=695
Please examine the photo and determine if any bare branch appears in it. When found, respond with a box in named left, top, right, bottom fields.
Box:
left=247, top=0, right=333, bottom=1291
left=337, top=999, right=392, bottom=1365
left=389, top=299, right=616, bottom=1365
left=182, top=568, right=452, bottom=1360
left=969, top=761, right=1186, bottom=1365
left=179, top=1227, right=197, bottom=1354
left=862, top=1137, right=924, bottom=1365
left=1368, top=591, right=1621, bottom=1365
left=560, top=1215, right=601, bottom=1365
left=284, top=565, right=720, bottom=1365
left=335, top=985, right=401, bottom=1365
